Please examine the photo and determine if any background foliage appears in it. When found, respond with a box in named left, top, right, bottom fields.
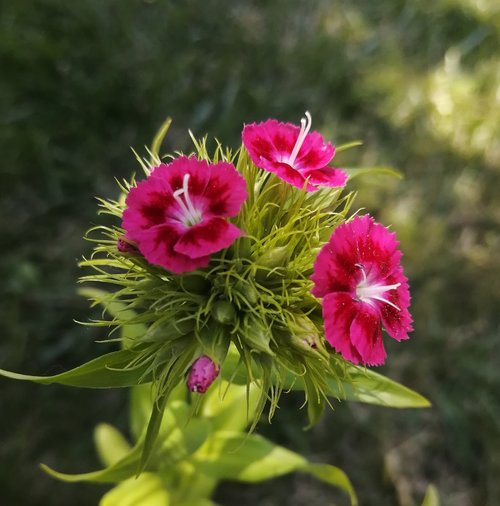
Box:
left=1, top=1, right=499, bottom=505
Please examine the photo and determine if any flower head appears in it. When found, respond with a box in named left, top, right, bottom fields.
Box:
left=187, top=355, right=219, bottom=393
left=242, top=111, right=347, bottom=191
left=311, top=215, right=413, bottom=366
left=122, top=156, right=247, bottom=274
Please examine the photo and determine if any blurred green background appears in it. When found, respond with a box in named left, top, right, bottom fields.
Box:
left=1, top=0, right=499, bottom=505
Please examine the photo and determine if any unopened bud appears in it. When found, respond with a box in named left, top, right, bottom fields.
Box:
left=255, top=246, right=289, bottom=281
left=187, top=355, right=219, bottom=394
left=117, top=237, right=138, bottom=254
left=289, top=316, right=321, bottom=351
left=211, top=300, right=236, bottom=325
left=255, top=246, right=289, bottom=269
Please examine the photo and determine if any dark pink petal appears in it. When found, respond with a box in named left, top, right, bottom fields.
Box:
left=137, top=224, right=210, bottom=274
left=274, top=162, right=311, bottom=190
left=350, top=216, right=402, bottom=280
left=242, top=120, right=297, bottom=168
left=201, top=161, right=248, bottom=217
left=311, top=233, right=358, bottom=298
left=152, top=156, right=210, bottom=194
left=350, top=303, right=386, bottom=366
left=322, top=292, right=363, bottom=364
left=294, top=131, right=335, bottom=171
left=123, top=175, right=174, bottom=234
left=379, top=273, right=413, bottom=341
left=174, top=217, right=243, bottom=259
left=303, top=167, right=347, bottom=188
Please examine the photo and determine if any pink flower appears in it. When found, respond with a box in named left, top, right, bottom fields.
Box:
left=187, top=355, right=219, bottom=393
left=311, top=215, right=413, bottom=366
left=242, top=111, right=347, bottom=191
left=122, top=156, right=247, bottom=274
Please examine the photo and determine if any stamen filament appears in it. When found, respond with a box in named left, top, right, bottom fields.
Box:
left=355, top=265, right=402, bottom=312
left=288, top=111, right=312, bottom=167
left=172, top=174, right=202, bottom=226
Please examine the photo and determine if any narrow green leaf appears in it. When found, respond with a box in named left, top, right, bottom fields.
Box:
left=139, top=389, right=170, bottom=474
left=79, top=287, right=147, bottom=344
left=131, top=384, right=156, bottom=442
left=100, top=472, right=170, bottom=506
left=422, top=485, right=440, bottom=506
left=344, top=166, right=403, bottom=181
left=333, top=366, right=431, bottom=408
left=41, top=440, right=143, bottom=483
left=139, top=346, right=196, bottom=472
left=304, top=463, right=357, bottom=506
left=335, top=140, right=363, bottom=153
left=287, top=363, right=430, bottom=409
left=0, top=349, right=150, bottom=388
left=94, top=424, right=132, bottom=467
left=150, top=117, right=172, bottom=159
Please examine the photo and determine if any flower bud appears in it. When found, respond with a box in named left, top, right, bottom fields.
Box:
left=255, top=246, right=289, bottom=269
left=117, top=237, right=138, bottom=254
left=255, top=246, right=289, bottom=281
left=211, top=300, right=237, bottom=325
left=187, top=355, right=219, bottom=393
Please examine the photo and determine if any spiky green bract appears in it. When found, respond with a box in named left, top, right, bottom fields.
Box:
left=81, top=135, right=356, bottom=458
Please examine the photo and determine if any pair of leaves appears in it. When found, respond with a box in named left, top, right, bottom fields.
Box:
left=193, top=431, right=357, bottom=505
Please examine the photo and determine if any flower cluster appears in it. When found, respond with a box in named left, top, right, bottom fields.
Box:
left=0, top=111, right=426, bottom=495
left=80, top=111, right=412, bottom=448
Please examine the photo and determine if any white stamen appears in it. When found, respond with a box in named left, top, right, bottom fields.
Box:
left=355, top=265, right=401, bottom=311
left=287, top=111, right=312, bottom=168
left=172, top=174, right=202, bottom=226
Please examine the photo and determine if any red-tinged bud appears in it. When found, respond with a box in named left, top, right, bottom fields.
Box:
left=187, top=355, right=219, bottom=394
left=117, top=237, right=138, bottom=254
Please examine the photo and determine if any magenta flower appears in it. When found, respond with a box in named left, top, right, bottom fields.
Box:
left=311, top=215, right=413, bottom=366
left=187, top=355, right=219, bottom=393
left=122, top=156, right=247, bottom=274
left=242, top=111, right=347, bottom=191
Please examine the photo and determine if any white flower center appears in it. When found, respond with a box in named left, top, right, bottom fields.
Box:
left=287, top=111, right=312, bottom=168
left=355, top=264, right=401, bottom=311
left=172, top=173, right=203, bottom=227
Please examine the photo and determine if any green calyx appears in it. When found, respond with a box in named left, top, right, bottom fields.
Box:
left=79, top=134, right=356, bottom=458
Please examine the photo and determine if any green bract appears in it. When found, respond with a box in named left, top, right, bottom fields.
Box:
left=78, top=128, right=361, bottom=464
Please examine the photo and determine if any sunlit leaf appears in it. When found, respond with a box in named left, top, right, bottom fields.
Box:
left=332, top=365, right=431, bottom=408
left=202, top=382, right=260, bottom=432
left=94, top=424, right=132, bottom=467
left=193, top=431, right=357, bottom=505
left=305, top=463, right=357, bottom=505
left=100, top=473, right=170, bottom=506
left=193, top=431, right=307, bottom=482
